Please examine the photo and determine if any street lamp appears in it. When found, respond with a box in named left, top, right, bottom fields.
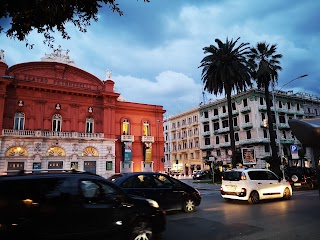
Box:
left=271, top=74, right=308, bottom=179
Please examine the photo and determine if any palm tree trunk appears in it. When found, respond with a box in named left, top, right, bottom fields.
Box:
left=264, top=83, right=280, bottom=174
left=226, top=91, right=237, bottom=168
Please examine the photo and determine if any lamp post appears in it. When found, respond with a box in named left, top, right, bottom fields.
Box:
left=271, top=74, right=308, bottom=179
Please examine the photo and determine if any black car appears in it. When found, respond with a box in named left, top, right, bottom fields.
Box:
left=109, top=172, right=202, bottom=213
left=0, top=170, right=166, bottom=240
left=192, top=170, right=212, bottom=180
left=285, top=167, right=318, bottom=190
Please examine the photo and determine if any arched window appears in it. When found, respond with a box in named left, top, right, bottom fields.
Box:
left=86, top=117, right=94, bottom=133
left=143, top=121, right=150, bottom=136
left=52, top=114, right=62, bottom=132
left=122, top=119, right=130, bottom=135
left=14, top=112, right=25, bottom=130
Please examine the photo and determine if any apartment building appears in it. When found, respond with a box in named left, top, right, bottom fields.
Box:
left=164, top=109, right=202, bottom=175
left=199, top=88, right=320, bottom=168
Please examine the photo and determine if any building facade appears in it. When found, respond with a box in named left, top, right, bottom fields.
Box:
left=164, top=108, right=203, bottom=175
left=0, top=47, right=166, bottom=178
left=199, top=88, right=320, bottom=168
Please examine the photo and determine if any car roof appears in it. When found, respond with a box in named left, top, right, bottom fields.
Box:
left=0, top=169, right=102, bottom=180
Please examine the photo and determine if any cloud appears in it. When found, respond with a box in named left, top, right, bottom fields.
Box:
left=113, top=71, right=203, bottom=116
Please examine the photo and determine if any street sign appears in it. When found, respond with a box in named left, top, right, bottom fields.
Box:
left=290, top=145, right=299, bottom=159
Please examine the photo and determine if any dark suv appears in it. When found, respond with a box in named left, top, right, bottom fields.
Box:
left=285, top=167, right=318, bottom=190
left=0, top=170, right=166, bottom=240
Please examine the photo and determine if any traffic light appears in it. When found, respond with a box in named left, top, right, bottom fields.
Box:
left=176, top=160, right=179, bottom=164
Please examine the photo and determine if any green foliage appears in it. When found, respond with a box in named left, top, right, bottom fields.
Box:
left=248, top=42, right=282, bottom=173
left=199, top=37, right=253, bottom=168
left=0, top=0, right=150, bottom=48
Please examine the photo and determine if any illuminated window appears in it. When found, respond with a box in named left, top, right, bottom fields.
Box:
left=14, top=112, right=25, bottom=130
left=7, top=162, right=24, bottom=170
left=82, top=147, right=98, bottom=156
left=6, top=146, right=27, bottom=156
left=86, top=117, right=94, bottom=133
left=143, top=121, right=150, bottom=136
left=52, top=114, right=62, bottom=132
left=48, top=161, right=63, bottom=169
left=46, top=147, right=65, bottom=156
left=122, top=119, right=130, bottom=135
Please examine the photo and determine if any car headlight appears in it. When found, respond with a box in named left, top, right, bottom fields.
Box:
left=146, top=199, right=159, bottom=208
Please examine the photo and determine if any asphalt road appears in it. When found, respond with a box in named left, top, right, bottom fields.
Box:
left=163, top=179, right=320, bottom=240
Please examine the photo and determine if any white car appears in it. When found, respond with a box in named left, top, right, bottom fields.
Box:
left=220, top=168, right=292, bottom=204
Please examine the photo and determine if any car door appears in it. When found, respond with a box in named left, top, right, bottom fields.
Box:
left=255, top=171, right=282, bottom=199
left=152, top=174, right=183, bottom=210
left=120, top=174, right=159, bottom=204
left=76, top=179, right=126, bottom=238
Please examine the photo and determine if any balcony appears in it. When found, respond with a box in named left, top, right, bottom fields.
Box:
left=220, top=113, right=229, bottom=119
left=258, top=105, right=267, bottom=111
left=141, top=136, right=154, bottom=143
left=2, top=129, right=105, bottom=139
left=241, top=122, right=253, bottom=129
left=296, top=110, right=305, bottom=116
left=280, top=138, right=294, bottom=144
left=211, top=115, right=219, bottom=120
left=121, top=135, right=135, bottom=142
left=232, top=110, right=239, bottom=115
left=240, top=106, right=251, bottom=113
left=216, top=127, right=230, bottom=134
left=239, top=138, right=270, bottom=145
left=219, top=142, right=231, bottom=148
left=200, top=117, right=209, bottom=123
left=202, top=131, right=210, bottom=136
left=200, top=145, right=214, bottom=150
left=278, top=123, right=290, bottom=129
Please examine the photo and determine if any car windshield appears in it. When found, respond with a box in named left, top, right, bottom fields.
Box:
left=223, top=171, right=242, bottom=181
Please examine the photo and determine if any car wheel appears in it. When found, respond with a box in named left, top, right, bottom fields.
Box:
left=248, top=191, right=259, bottom=204
left=283, top=187, right=292, bottom=200
left=307, top=181, right=314, bottom=190
left=182, top=198, right=196, bottom=213
left=129, top=219, right=153, bottom=240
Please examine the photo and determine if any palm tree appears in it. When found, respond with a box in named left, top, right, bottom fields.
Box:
left=199, top=37, right=253, bottom=168
left=248, top=42, right=282, bottom=175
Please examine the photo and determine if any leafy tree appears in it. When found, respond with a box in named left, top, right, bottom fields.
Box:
left=248, top=42, right=282, bottom=175
left=0, top=0, right=150, bottom=48
left=199, top=37, right=253, bottom=168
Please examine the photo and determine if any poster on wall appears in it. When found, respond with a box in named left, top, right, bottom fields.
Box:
left=124, top=142, right=132, bottom=163
left=242, top=148, right=256, bottom=165
left=145, top=147, right=152, bottom=163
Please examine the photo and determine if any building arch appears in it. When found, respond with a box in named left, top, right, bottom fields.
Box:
left=46, top=146, right=66, bottom=156
left=82, top=146, right=99, bottom=157
left=5, top=146, right=28, bottom=156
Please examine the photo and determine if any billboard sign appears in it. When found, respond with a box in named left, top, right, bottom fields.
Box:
left=242, top=148, right=256, bottom=165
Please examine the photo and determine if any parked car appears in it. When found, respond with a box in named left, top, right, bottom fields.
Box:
left=0, top=170, right=166, bottom=240
left=220, top=168, right=292, bottom=204
left=193, top=170, right=212, bottom=180
left=285, top=167, right=318, bottom=190
left=109, top=172, right=202, bottom=213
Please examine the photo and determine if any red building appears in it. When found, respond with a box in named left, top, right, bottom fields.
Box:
left=0, top=47, right=166, bottom=178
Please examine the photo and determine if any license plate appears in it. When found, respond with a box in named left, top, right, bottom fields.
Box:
left=226, top=185, right=236, bottom=191
left=294, top=183, right=301, bottom=186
